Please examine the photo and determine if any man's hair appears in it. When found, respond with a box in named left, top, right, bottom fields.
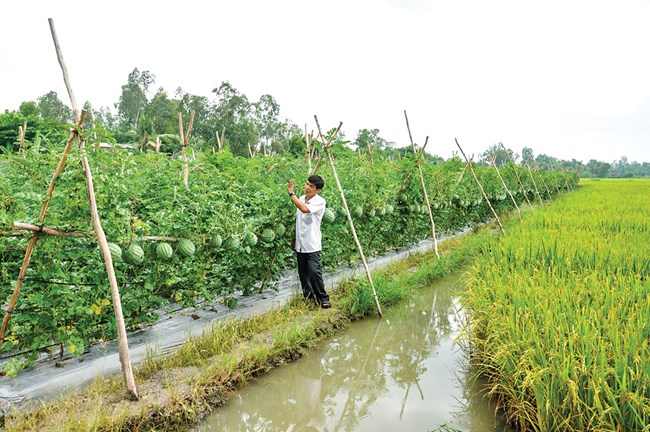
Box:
left=308, top=174, right=324, bottom=190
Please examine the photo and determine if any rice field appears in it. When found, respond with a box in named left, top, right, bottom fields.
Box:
left=462, top=178, right=650, bottom=431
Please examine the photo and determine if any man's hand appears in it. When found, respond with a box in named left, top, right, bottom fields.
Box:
left=288, top=178, right=295, bottom=195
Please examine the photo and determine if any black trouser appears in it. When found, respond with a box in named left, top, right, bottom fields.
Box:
left=296, top=251, right=329, bottom=304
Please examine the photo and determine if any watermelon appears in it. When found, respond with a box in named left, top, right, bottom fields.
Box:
left=178, top=239, right=196, bottom=257
left=398, top=193, right=409, bottom=204
left=123, top=244, right=145, bottom=265
left=244, top=231, right=258, bottom=247
left=368, top=209, right=376, bottom=218
left=260, top=228, right=275, bottom=243
left=107, top=242, right=122, bottom=262
left=210, top=234, right=223, bottom=248
left=385, top=204, right=394, bottom=215
left=224, top=235, right=240, bottom=251
left=156, top=242, right=173, bottom=260
left=275, top=223, right=286, bottom=237
left=379, top=207, right=386, bottom=216
left=323, top=208, right=336, bottom=223
left=353, top=206, right=363, bottom=218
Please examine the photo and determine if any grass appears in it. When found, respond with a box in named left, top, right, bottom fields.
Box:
left=4, top=220, right=499, bottom=431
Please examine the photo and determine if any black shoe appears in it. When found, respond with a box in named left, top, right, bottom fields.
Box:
left=321, top=301, right=331, bottom=309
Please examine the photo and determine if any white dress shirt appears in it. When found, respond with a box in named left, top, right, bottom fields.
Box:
left=295, top=194, right=326, bottom=253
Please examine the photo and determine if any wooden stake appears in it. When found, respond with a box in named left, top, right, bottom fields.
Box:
left=490, top=155, right=520, bottom=219
left=47, top=18, right=138, bottom=400
left=10, top=222, right=89, bottom=238
left=310, top=121, right=342, bottom=175
left=404, top=110, right=439, bottom=258
left=305, top=123, right=311, bottom=174
left=315, top=116, right=382, bottom=318
left=500, top=143, right=531, bottom=207
left=525, top=161, right=544, bottom=205
left=534, top=165, right=553, bottom=199
left=455, top=138, right=504, bottom=234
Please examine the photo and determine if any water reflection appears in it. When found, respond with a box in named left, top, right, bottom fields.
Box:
left=194, top=271, right=513, bottom=432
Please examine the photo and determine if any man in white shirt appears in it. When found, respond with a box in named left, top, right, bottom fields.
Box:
left=288, top=175, right=331, bottom=309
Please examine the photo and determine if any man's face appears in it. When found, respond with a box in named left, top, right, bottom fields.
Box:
left=304, top=181, right=320, bottom=197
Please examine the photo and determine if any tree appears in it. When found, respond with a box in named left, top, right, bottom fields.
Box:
left=19, top=101, right=38, bottom=117
left=478, top=142, right=515, bottom=167
left=585, top=159, right=611, bottom=178
left=116, top=68, right=155, bottom=132
left=212, top=81, right=254, bottom=157
left=252, top=94, right=280, bottom=155
left=37, top=91, right=73, bottom=123
left=145, top=89, right=179, bottom=136
left=521, top=147, right=535, bottom=165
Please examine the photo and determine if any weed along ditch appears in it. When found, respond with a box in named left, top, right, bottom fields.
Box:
left=192, top=269, right=515, bottom=432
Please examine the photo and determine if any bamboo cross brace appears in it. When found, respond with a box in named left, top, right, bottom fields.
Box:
left=310, top=118, right=342, bottom=175
left=10, top=222, right=90, bottom=238
left=47, top=18, right=138, bottom=400
left=500, top=143, right=531, bottom=207
left=314, top=116, right=382, bottom=318
left=404, top=110, right=439, bottom=258
left=525, top=161, right=544, bottom=205
left=455, top=138, right=504, bottom=234
left=490, top=155, right=520, bottom=219
left=455, top=155, right=474, bottom=187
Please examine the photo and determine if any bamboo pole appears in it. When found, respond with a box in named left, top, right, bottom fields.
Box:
left=48, top=18, right=138, bottom=400
left=315, top=116, right=382, bottom=318
left=305, top=123, right=311, bottom=174
left=18, top=122, right=27, bottom=156
left=309, top=122, right=342, bottom=175
left=500, top=143, right=531, bottom=207
left=403, top=110, right=439, bottom=258
left=525, top=161, right=544, bottom=205
left=0, top=111, right=86, bottom=345
left=10, top=222, right=89, bottom=238
left=535, top=165, right=553, bottom=199
left=490, top=155, right=520, bottom=219
left=455, top=138, right=504, bottom=234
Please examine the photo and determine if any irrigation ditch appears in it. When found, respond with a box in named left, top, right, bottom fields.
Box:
left=0, top=218, right=504, bottom=431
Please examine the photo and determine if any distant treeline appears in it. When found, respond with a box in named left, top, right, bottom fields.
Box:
left=1, top=67, right=648, bottom=177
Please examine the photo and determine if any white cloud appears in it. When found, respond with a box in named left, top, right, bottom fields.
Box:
left=1, top=0, right=649, bottom=163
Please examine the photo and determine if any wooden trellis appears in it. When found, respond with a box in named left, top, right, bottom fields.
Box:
left=0, top=18, right=138, bottom=400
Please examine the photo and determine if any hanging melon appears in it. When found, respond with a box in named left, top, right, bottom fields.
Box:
left=107, top=242, right=123, bottom=263
left=156, top=242, right=173, bottom=260
left=123, top=244, right=145, bottom=265
left=244, top=231, right=258, bottom=247
left=210, top=234, right=223, bottom=248
left=178, top=239, right=196, bottom=257
left=260, top=228, right=275, bottom=243
left=323, top=208, right=336, bottom=223
left=224, top=235, right=240, bottom=251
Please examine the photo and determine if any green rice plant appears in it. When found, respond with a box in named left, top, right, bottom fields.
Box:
left=462, top=179, right=650, bottom=431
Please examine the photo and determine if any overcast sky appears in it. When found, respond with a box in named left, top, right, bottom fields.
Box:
left=2, top=0, right=649, bottom=163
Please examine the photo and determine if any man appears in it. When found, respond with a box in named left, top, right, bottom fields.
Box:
left=288, top=175, right=331, bottom=309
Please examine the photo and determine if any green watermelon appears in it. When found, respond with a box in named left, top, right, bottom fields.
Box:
left=224, top=235, right=240, bottom=251
left=323, top=208, right=336, bottom=223
left=260, top=228, right=275, bottom=243
left=398, top=193, right=409, bottom=204
left=353, top=206, right=363, bottom=218
left=156, top=242, right=173, bottom=260
left=178, top=239, right=196, bottom=257
left=107, top=242, right=122, bottom=262
left=385, top=204, right=394, bottom=214
left=244, top=231, right=258, bottom=247
left=210, top=234, right=223, bottom=248
left=379, top=207, right=386, bottom=216
left=275, top=223, right=286, bottom=237
left=123, top=244, right=145, bottom=265
left=368, top=209, right=376, bottom=218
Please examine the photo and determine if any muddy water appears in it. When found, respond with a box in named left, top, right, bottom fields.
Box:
left=193, top=270, right=514, bottom=432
